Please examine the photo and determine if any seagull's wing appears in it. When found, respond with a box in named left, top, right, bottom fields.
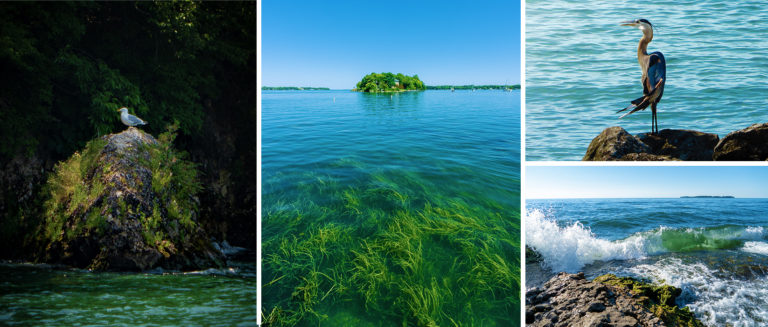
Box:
left=128, top=114, right=147, bottom=125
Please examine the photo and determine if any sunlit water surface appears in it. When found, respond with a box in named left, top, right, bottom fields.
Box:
left=526, top=0, right=768, bottom=160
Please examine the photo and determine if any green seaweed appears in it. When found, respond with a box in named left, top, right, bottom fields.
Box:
left=594, top=274, right=704, bottom=327
left=263, top=159, right=520, bottom=326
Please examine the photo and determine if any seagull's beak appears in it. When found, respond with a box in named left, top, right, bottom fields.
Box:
left=620, top=20, right=637, bottom=26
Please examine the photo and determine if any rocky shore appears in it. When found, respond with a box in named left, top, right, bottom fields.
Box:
left=526, top=272, right=704, bottom=327
left=583, top=123, right=768, bottom=161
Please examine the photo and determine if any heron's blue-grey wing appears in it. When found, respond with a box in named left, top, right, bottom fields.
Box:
left=647, top=52, right=666, bottom=92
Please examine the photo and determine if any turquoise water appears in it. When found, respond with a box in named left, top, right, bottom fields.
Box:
left=0, top=258, right=256, bottom=325
left=262, top=90, right=520, bottom=326
left=526, top=0, right=768, bottom=160
left=527, top=198, right=768, bottom=326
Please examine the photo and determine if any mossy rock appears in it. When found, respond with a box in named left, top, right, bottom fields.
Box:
left=40, top=126, right=223, bottom=271
left=594, top=274, right=704, bottom=327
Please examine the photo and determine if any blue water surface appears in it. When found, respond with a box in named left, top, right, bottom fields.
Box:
left=526, top=0, right=768, bottom=160
left=262, top=90, right=520, bottom=205
left=527, top=198, right=768, bottom=240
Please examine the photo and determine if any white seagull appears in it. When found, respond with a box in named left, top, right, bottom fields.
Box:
left=117, top=107, right=147, bottom=127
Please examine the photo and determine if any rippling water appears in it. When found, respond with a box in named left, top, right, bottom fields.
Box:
left=526, top=198, right=768, bottom=326
left=526, top=0, right=768, bottom=160
left=0, top=259, right=256, bottom=325
left=262, top=90, right=521, bottom=325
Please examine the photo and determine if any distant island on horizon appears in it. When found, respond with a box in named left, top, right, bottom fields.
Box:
left=680, top=195, right=735, bottom=198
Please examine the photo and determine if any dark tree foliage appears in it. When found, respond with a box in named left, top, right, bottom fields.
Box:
left=0, top=2, right=256, bottom=253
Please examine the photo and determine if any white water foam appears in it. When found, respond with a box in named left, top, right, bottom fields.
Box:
left=525, top=209, right=647, bottom=273
left=626, top=258, right=768, bottom=327
left=526, top=209, right=768, bottom=273
left=742, top=241, right=768, bottom=256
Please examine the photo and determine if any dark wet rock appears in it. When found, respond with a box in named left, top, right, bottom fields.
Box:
left=713, top=123, right=768, bottom=161
left=525, top=272, right=704, bottom=327
left=527, top=245, right=543, bottom=264
left=583, top=127, right=652, bottom=161
left=587, top=302, right=606, bottom=312
left=636, top=129, right=719, bottom=161
left=584, top=127, right=719, bottom=161
left=585, top=124, right=768, bottom=161
left=41, top=127, right=224, bottom=271
left=617, top=153, right=680, bottom=161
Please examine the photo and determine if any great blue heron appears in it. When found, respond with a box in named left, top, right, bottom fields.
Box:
left=117, top=107, right=148, bottom=127
left=616, top=19, right=666, bottom=135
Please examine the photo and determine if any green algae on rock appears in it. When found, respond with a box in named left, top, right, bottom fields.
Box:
left=39, top=125, right=223, bottom=271
left=593, top=274, right=704, bottom=327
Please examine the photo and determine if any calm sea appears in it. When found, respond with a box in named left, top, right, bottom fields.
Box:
left=525, top=0, right=768, bottom=160
left=262, top=90, right=521, bottom=326
left=527, top=198, right=768, bottom=326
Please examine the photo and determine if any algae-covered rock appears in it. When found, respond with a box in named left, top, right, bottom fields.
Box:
left=713, top=122, right=768, bottom=161
left=593, top=274, right=703, bottom=327
left=39, top=126, right=223, bottom=271
left=526, top=272, right=704, bottom=327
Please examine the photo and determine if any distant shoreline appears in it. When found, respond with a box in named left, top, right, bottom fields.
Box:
left=262, top=86, right=330, bottom=90
left=680, top=195, right=735, bottom=198
left=426, top=84, right=520, bottom=90
left=263, top=85, right=522, bottom=91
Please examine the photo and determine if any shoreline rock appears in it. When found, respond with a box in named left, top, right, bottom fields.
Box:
left=584, top=123, right=768, bottom=161
left=712, top=123, right=768, bottom=161
left=526, top=272, right=704, bottom=327
left=39, top=127, right=224, bottom=271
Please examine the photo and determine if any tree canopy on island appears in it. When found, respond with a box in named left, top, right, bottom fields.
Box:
left=355, top=72, right=425, bottom=93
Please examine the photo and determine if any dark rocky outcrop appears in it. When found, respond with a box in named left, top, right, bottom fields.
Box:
left=584, top=127, right=718, bottom=161
left=583, top=127, right=652, bottom=161
left=713, top=123, right=768, bottom=161
left=40, top=127, right=224, bottom=271
left=585, top=124, right=768, bottom=161
left=636, top=130, right=719, bottom=161
left=526, top=272, right=704, bottom=327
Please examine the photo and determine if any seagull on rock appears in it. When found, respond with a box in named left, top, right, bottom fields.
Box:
left=117, top=107, right=147, bottom=127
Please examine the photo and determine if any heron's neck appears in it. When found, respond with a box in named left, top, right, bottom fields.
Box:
left=637, top=29, right=653, bottom=58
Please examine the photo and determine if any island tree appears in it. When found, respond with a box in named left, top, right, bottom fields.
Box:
left=355, top=72, right=425, bottom=92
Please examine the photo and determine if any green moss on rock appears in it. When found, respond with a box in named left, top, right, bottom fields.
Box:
left=39, top=125, right=222, bottom=270
left=594, top=274, right=704, bottom=327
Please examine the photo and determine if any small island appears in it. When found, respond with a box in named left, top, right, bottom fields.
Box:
left=354, top=72, right=426, bottom=93
left=680, top=195, right=735, bottom=198
left=262, top=86, right=330, bottom=90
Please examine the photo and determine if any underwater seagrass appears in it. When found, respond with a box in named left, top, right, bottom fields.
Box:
left=262, top=159, right=521, bottom=326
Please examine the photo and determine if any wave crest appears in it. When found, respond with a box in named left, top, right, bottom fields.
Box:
left=525, top=209, right=768, bottom=272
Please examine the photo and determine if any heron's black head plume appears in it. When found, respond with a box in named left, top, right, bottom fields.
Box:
left=637, top=19, right=652, bottom=26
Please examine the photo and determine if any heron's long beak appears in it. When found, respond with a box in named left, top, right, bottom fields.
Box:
left=620, top=21, right=636, bottom=26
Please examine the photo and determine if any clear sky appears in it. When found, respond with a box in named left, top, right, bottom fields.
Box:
left=262, top=0, right=521, bottom=89
left=526, top=166, right=768, bottom=199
